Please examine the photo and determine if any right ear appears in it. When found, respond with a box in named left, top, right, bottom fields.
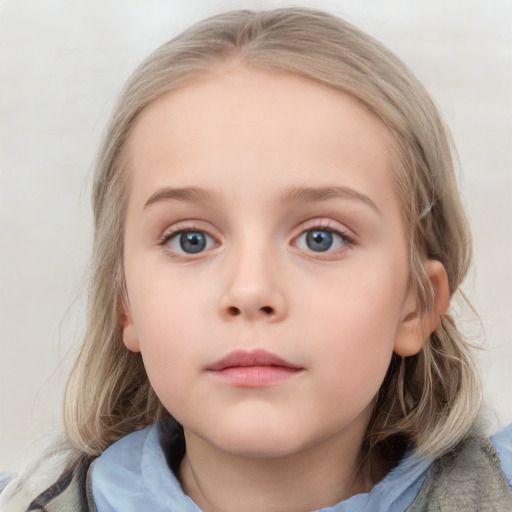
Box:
left=119, top=301, right=141, bottom=353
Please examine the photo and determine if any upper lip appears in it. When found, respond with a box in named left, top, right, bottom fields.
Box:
left=206, top=349, right=301, bottom=371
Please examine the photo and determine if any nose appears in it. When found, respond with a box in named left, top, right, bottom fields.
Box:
left=218, top=242, right=287, bottom=322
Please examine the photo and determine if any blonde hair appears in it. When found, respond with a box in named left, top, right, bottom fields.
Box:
left=64, top=7, right=481, bottom=469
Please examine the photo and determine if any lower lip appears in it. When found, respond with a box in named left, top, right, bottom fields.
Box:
left=208, top=366, right=301, bottom=387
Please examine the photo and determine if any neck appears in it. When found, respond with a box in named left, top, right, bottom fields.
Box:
left=179, top=426, right=380, bottom=512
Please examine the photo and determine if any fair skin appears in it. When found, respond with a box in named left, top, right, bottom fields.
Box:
left=121, top=67, right=449, bottom=512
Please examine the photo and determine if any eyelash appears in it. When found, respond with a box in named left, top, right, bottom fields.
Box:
left=292, top=219, right=355, bottom=257
left=158, top=219, right=355, bottom=258
left=158, top=222, right=217, bottom=256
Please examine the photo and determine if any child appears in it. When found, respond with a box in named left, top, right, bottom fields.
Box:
left=1, top=7, right=511, bottom=512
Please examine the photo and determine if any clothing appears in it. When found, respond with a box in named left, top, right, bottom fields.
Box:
left=8, top=422, right=512, bottom=512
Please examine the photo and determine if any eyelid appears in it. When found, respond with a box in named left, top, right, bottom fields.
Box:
left=158, top=221, right=221, bottom=257
left=157, top=217, right=355, bottom=259
left=292, top=218, right=355, bottom=239
left=159, top=219, right=217, bottom=240
left=290, top=218, right=355, bottom=257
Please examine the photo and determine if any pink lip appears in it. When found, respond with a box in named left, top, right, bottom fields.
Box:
left=206, top=349, right=303, bottom=387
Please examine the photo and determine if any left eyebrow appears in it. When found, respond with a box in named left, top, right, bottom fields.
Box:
left=143, top=186, right=219, bottom=209
left=280, top=185, right=380, bottom=214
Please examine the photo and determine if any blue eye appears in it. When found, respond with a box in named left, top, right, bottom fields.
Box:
left=306, top=230, right=333, bottom=252
left=179, top=231, right=206, bottom=253
left=167, top=230, right=215, bottom=254
left=296, top=228, right=348, bottom=253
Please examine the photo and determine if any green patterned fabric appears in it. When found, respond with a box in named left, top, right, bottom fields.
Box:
left=408, top=437, right=512, bottom=511
left=28, top=462, right=96, bottom=512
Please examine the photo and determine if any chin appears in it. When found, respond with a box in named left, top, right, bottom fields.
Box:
left=216, top=435, right=302, bottom=459
left=200, top=418, right=313, bottom=460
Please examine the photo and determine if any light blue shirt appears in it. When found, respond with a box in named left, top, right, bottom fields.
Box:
left=91, top=422, right=512, bottom=512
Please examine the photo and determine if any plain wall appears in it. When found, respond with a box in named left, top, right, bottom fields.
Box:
left=1, top=0, right=511, bottom=472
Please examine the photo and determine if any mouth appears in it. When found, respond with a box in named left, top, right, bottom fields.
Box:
left=206, top=349, right=303, bottom=387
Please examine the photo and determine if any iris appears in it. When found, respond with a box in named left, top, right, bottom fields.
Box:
left=305, top=229, right=333, bottom=252
left=179, top=231, right=207, bottom=253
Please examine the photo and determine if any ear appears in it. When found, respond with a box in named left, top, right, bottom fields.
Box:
left=119, top=301, right=141, bottom=353
left=393, top=260, right=450, bottom=357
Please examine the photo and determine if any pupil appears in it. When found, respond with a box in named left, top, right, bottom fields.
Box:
left=306, top=229, right=333, bottom=252
left=180, top=231, right=206, bottom=253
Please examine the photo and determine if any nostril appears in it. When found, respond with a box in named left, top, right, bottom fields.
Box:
left=227, top=306, right=240, bottom=316
left=260, top=306, right=274, bottom=315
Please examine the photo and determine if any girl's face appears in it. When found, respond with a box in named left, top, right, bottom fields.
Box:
left=121, top=67, right=424, bottom=460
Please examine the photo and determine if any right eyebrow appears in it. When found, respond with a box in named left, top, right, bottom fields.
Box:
left=143, top=187, right=219, bottom=209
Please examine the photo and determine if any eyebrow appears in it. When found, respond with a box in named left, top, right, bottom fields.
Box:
left=144, top=186, right=219, bottom=209
left=143, top=184, right=380, bottom=214
left=280, top=186, right=380, bottom=214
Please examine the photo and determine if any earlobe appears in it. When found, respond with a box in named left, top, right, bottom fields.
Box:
left=119, top=302, right=141, bottom=353
left=394, top=259, right=450, bottom=357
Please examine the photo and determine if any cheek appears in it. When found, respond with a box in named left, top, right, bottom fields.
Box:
left=126, top=276, right=201, bottom=371
left=134, top=315, right=200, bottom=417
left=297, top=267, right=406, bottom=395
left=129, top=265, right=211, bottom=339
left=299, top=264, right=406, bottom=346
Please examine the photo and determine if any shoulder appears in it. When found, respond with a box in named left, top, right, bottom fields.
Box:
left=21, top=426, right=158, bottom=512
left=0, top=458, right=97, bottom=512
left=27, top=461, right=96, bottom=512
left=0, top=466, right=91, bottom=512
left=490, top=422, right=512, bottom=489
left=409, top=430, right=512, bottom=511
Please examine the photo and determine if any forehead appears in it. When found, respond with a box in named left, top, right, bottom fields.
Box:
left=124, top=67, right=397, bottom=212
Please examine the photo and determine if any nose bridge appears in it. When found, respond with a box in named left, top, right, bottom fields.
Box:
left=219, top=230, right=286, bottom=321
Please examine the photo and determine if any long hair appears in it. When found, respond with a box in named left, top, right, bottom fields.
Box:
left=64, top=7, right=480, bottom=470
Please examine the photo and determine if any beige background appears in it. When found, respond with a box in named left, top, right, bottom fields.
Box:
left=1, top=0, right=511, bottom=472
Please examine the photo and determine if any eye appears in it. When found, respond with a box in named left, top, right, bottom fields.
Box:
left=165, top=230, right=216, bottom=254
left=295, top=228, right=349, bottom=253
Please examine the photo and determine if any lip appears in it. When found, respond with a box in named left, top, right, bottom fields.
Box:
left=206, top=349, right=303, bottom=387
